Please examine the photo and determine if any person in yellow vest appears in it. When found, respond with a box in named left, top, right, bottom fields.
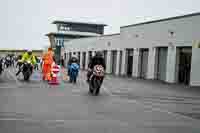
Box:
left=16, top=50, right=37, bottom=76
left=42, top=48, right=54, bottom=81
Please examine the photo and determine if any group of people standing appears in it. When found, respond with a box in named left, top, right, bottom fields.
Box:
left=14, top=47, right=106, bottom=83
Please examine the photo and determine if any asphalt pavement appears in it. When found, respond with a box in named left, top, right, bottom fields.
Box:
left=0, top=67, right=200, bottom=133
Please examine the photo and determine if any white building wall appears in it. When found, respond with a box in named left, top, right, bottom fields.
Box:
left=147, top=47, right=157, bottom=79
left=166, top=46, right=177, bottom=83
left=115, top=50, right=121, bottom=75
left=80, top=52, right=83, bottom=69
left=106, top=50, right=112, bottom=74
left=120, top=49, right=126, bottom=76
left=63, top=14, right=200, bottom=86
left=64, top=34, right=121, bottom=52
left=190, top=47, right=200, bottom=86
left=85, top=51, right=89, bottom=69
left=120, top=15, right=200, bottom=48
left=132, top=48, right=140, bottom=77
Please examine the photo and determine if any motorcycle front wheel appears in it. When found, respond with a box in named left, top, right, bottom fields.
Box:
left=23, top=72, right=30, bottom=81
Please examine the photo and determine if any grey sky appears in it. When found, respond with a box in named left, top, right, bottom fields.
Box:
left=0, top=0, right=200, bottom=49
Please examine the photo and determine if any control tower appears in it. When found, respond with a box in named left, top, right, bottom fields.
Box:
left=46, top=20, right=107, bottom=64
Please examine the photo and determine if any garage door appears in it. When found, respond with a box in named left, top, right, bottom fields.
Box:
left=140, top=49, right=149, bottom=79
left=157, top=47, right=168, bottom=81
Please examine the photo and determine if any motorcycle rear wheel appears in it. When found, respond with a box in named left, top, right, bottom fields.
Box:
left=89, top=76, right=101, bottom=96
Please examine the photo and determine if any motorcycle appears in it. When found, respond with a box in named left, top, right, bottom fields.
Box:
left=5, top=58, right=11, bottom=68
left=88, top=65, right=105, bottom=96
left=0, top=58, right=3, bottom=75
left=22, top=60, right=33, bottom=81
left=68, top=63, right=79, bottom=83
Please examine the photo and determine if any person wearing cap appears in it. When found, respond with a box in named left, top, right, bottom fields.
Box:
left=42, top=47, right=54, bottom=81
left=16, top=50, right=37, bottom=76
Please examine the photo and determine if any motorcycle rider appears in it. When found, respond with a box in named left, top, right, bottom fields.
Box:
left=86, top=51, right=106, bottom=83
left=5, top=55, right=11, bottom=68
left=16, top=55, right=23, bottom=68
left=16, top=50, right=37, bottom=76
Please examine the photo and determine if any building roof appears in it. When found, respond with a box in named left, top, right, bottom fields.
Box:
left=101, top=33, right=120, bottom=37
left=121, top=12, right=200, bottom=28
left=52, top=20, right=107, bottom=26
left=46, top=31, right=101, bottom=37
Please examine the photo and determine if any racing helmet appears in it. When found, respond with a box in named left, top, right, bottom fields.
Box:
left=95, top=51, right=103, bottom=57
left=27, top=50, right=32, bottom=55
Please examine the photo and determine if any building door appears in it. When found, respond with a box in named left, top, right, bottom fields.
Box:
left=157, top=47, right=168, bottom=81
left=69, top=52, right=72, bottom=60
left=126, top=49, right=133, bottom=77
left=82, top=52, right=86, bottom=69
left=140, top=49, right=149, bottom=79
left=103, top=50, right=107, bottom=65
left=111, top=51, right=117, bottom=74
left=78, top=52, right=81, bottom=64
left=89, top=51, right=92, bottom=63
left=119, top=51, right=123, bottom=75
left=178, top=47, right=192, bottom=85
left=55, top=45, right=61, bottom=65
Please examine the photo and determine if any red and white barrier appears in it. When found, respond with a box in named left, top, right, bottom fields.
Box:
left=48, top=63, right=60, bottom=85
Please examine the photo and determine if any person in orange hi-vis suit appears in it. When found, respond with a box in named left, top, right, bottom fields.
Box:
left=42, top=47, right=54, bottom=81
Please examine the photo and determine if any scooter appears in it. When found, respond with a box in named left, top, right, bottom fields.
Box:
left=88, top=65, right=105, bottom=96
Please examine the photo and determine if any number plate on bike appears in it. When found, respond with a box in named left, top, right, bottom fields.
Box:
left=93, top=65, right=104, bottom=76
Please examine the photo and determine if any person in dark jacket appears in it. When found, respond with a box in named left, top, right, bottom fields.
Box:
left=86, top=51, right=106, bottom=82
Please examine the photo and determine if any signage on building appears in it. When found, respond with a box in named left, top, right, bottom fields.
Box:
left=55, top=39, right=64, bottom=47
left=58, top=24, right=71, bottom=31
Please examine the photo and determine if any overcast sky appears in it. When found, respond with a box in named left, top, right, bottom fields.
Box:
left=0, top=0, right=200, bottom=49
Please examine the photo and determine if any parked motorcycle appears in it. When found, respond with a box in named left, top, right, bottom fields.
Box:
left=22, top=60, right=32, bottom=81
left=68, top=63, right=79, bottom=83
left=88, top=65, right=105, bottom=96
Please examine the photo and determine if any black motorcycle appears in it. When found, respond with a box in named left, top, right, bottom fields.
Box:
left=22, top=61, right=32, bottom=81
left=5, top=58, right=11, bottom=68
left=88, top=65, right=105, bottom=96
left=0, top=58, right=3, bottom=75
